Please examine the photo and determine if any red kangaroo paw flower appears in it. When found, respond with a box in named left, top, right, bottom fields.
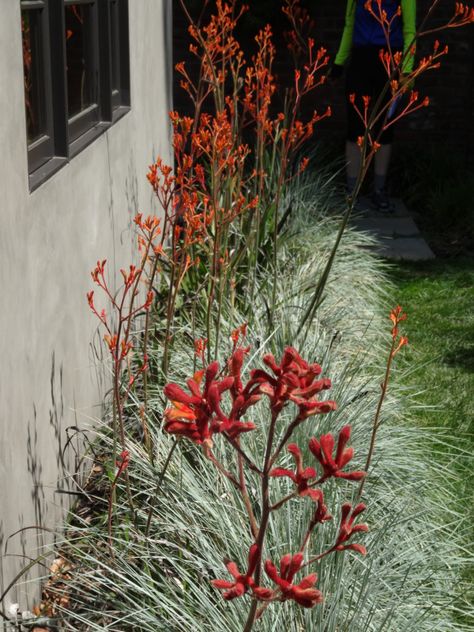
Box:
left=247, top=347, right=336, bottom=418
left=163, top=363, right=235, bottom=445
left=164, top=350, right=260, bottom=445
left=269, top=443, right=317, bottom=498
left=335, top=502, right=368, bottom=555
left=252, top=586, right=275, bottom=601
left=228, top=346, right=247, bottom=397
left=312, top=489, right=332, bottom=523
left=263, top=553, right=323, bottom=608
left=212, top=544, right=259, bottom=600
left=309, top=425, right=366, bottom=481
left=163, top=383, right=197, bottom=406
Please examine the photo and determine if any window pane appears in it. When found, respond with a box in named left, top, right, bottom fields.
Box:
left=65, top=4, right=96, bottom=117
left=22, top=9, right=47, bottom=143
left=110, top=0, right=120, bottom=96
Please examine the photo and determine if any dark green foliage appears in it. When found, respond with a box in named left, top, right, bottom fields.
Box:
left=392, top=144, right=474, bottom=256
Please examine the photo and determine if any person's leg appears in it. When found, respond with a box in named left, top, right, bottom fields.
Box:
left=371, top=142, right=392, bottom=211
left=370, top=46, right=400, bottom=211
left=345, top=48, right=370, bottom=196
left=373, top=143, right=392, bottom=192
left=346, top=140, right=362, bottom=194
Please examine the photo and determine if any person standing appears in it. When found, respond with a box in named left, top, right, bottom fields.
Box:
left=332, top=0, right=416, bottom=211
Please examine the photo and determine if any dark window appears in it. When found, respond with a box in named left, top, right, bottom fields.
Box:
left=65, top=3, right=95, bottom=117
left=21, top=1, right=54, bottom=172
left=64, top=1, right=100, bottom=141
left=109, top=0, right=130, bottom=111
left=20, top=0, right=131, bottom=190
left=110, top=0, right=121, bottom=108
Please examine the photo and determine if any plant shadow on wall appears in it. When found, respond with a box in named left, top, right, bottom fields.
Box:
left=4, top=2, right=474, bottom=631
left=0, top=351, right=72, bottom=619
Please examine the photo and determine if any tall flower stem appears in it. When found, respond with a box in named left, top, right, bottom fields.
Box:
left=357, top=309, right=407, bottom=499
left=243, top=410, right=278, bottom=632
left=238, top=452, right=259, bottom=540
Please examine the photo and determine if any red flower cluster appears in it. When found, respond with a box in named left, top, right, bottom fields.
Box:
left=335, top=503, right=368, bottom=555
left=309, top=425, right=366, bottom=482
left=270, top=443, right=319, bottom=501
left=163, top=353, right=259, bottom=446
left=213, top=548, right=323, bottom=608
left=211, top=544, right=259, bottom=600
left=212, top=505, right=366, bottom=606
left=165, top=344, right=369, bottom=617
left=163, top=346, right=337, bottom=446
left=249, top=347, right=336, bottom=417
left=256, top=553, right=323, bottom=608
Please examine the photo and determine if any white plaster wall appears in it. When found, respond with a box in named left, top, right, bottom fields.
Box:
left=0, top=0, right=173, bottom=614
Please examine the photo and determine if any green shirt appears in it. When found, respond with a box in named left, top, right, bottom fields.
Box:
left=335, top=0, right=416, bottom=73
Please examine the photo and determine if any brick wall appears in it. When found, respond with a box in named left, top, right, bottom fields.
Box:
left=173, top=1, right=474, bottom=160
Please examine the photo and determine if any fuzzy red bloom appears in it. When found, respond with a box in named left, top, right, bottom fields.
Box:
left=335, top=502, right=368, bottom=555
left=270, top=443, right=320, bottom=501
left=228, top=346, right=251, bottom=400
left=389, top=305, right=407, bottom=338
left=212, top=544, right=260, bottom=600
left=164, top=352, right=259, bottom=445
left=164, top=363, right=230, bottom=445
left=194, top=338, right=207, bottom=364
left=258, top=553, right=323, bottom=608
left=311, top=488, right=333, bottom=524
left=248, top=347, right=336, bottom=417
left=210, top=391, right=257, bottom=440
left=308, top=425, right=365, bottom=482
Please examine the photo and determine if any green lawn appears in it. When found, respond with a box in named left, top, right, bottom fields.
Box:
left=389, top=257, right=474, bottom=621
left=389, top=258, right=473, bottom=436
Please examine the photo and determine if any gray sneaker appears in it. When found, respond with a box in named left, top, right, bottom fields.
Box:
left=371, top=188, right=393, bottom=213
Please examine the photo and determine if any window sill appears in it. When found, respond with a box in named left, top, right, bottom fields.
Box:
left=28, top=107, right=131, bottom=192
left=69, top=121, right=110, bottom=159
left=112, top=105, right=130, bottom=125
left=29, top=156, right=69, bottom=193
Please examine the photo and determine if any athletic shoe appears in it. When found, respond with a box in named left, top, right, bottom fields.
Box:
left=371, top=188, right=393, bottom=213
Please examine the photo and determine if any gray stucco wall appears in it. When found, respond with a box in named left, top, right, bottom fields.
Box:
left=0, top=1, right=173, bottom=614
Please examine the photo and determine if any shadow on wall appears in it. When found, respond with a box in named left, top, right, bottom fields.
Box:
left=0, top=351, right=72, bottom=611
left=0, top=2, right=175, bottom=607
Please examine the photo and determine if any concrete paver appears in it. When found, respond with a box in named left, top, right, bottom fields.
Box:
left=351, top=197, right=435, bottom=261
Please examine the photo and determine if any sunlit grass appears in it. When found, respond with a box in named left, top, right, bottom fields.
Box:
left=389, top=257, right=474, bottom=625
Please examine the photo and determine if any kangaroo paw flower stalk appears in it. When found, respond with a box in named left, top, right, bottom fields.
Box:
left=88, top=257, right=156, bottom=524
left=163, top=342, right=368, bottom=631
left=358, top=306, right=408, bottom=500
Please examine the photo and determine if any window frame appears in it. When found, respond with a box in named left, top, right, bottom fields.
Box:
left=20, top=0, right=131, bottom=191
left=21, top=0, right=56, bottom=174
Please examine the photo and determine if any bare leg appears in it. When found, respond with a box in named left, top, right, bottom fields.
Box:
left=346, top=140, right=361, bottom=184
left=371, top=143, right=393, bottom=211
left=374, top=143, right=392, bottom=191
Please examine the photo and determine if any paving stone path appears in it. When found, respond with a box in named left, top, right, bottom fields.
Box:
left=351, top=197, right=435, bottom=261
